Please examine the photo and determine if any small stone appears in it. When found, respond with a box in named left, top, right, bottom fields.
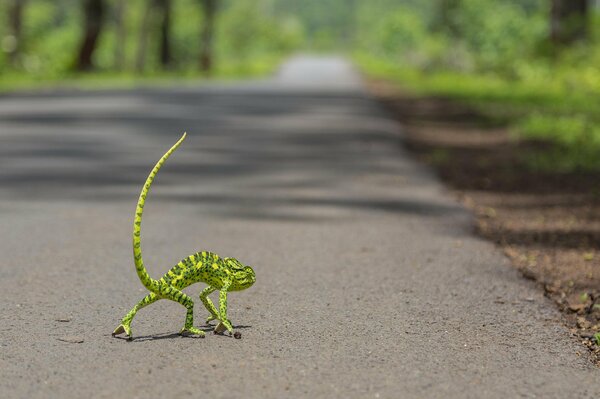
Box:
left=577, top=317, right=591, bottom=330
left=544, top=284, right=558, bottom=294
left=57, top=336, right=84, bottom=344
left=521, top=269, right=536, bottom=281
left=568, top=303, right=587, bottom=313
left=234, top=332, right=242, bottom=339
left=579, top=331, right=597, bottom=339
left=479, top=207, right=496, bottom=218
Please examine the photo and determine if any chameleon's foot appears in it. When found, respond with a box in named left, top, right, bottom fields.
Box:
left=214, top=319, right=233, bottom=335
left=112, top=324, right=133, bottom=340
left=205, top=315, right=218, bottom=325
left=179, top=326, right=205, bottom=338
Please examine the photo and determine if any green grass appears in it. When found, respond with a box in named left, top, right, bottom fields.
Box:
left=355, top=54, right=600, bottom=173
left=0, top=53, right=283, bottom=93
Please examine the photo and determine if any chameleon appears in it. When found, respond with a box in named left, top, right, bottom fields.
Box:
left=112, top=132, right=256, bottom=340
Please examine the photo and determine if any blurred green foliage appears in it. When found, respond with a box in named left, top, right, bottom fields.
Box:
left=0, top=0, right=305, bottom=82
left=218, top=1, right=303, bottom=72
left=6, top=1, right=597, bottom=83
left=359, top=54, right=600, bottom=172
left=2, top=0, right=600, bottom=172
left=353, top=1, right=600, bottom=173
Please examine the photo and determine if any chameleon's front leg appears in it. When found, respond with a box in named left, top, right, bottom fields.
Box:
left=215, top=281, right=233, bottom=334
left=199, top=286, right=219, bottom=324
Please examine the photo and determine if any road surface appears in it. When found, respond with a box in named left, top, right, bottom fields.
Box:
left=0, top=56, right=598, bottom=398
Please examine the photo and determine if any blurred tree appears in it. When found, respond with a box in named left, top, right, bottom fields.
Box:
left=156, top=0, right=172, bottom=68
left=75, top=0, right=106, bottom=71
left=435, top=0, right=461, bottom=37
left=7, top=0, right=26, bottom=67
left=221, top=1, right=260, bottom=64
left=135, top=0, right=153, bottom=72
left=113, top=0, right=127, bottom=70
left=341, top=0, right=356, bottom=47
left=273, top=0, right=355, bottom=49
left=135, top=0, right=173, bottom=72
left=550, top=0, right=589, bottom=45
left=200, top=0, right=217, bottom=73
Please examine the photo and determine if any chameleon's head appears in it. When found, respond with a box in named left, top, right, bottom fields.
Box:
left=225, top=257, right=256, bottom=291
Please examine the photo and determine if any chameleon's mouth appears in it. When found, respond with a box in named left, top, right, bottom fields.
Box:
left=242, top=275, right=256, bottom=288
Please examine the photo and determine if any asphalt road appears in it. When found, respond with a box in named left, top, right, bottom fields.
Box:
left=0, top=56, right=598, bottom=398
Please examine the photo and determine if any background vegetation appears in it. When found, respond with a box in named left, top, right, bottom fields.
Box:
left=0, top=0, right=305, bottom=86
left=354, top=0, right=600, bottom=172
left=2, top=0, right=600, bottom=171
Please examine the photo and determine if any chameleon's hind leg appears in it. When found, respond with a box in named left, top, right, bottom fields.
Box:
left=199, top=286, right=219, bottom=324
left=112, top=292, right=159, bottom=339
left=158, top=283, right=205, bottom=337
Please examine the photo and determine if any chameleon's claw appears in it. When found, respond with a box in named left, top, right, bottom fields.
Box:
left=179, top=326, right=205, bottom=338
left=206, top=315, right=218, bottom=325
left=112, top=323, right=132, bottom=339
left=214, top=320, right=233, bottom=335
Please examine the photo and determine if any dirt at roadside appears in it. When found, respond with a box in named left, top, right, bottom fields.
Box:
left=367, top=79, right=600, bottom=365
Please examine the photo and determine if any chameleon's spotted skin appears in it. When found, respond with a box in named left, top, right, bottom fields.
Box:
left=112, top=133, right=256, bottom=340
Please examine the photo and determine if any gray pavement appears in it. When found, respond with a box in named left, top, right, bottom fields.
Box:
left=0, top=56, right=598, bottom=398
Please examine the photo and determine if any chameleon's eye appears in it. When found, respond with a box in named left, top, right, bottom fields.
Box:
left=228, top=258, right=244, bottom=270
left=234, top=271, right=246, bottom=279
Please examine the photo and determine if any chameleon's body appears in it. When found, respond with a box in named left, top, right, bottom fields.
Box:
left=112, top=133, right=255, bottom=339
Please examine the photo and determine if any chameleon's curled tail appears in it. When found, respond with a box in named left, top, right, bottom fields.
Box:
left=133, top=132, right=187, bottom=293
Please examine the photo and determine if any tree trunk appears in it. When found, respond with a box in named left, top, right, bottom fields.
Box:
left=75, top=0, right=105, bottom=71
left=113, top=0, right=127, bottom=71
left=436, top=0, right=461, bottom=37
left=7, top=0, right=25, bottom=67
left=135, top=0, right=153, bottom=73
left=550, top=0, right=588, bottom=45
left=156, top=0, right=172, bottom=69
left=342, top=0, right=356, bottom=48
left=200, top=0, right=217, bottom=74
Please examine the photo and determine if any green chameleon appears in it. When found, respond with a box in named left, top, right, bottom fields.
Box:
left=112, top=132, right=256, bottom=340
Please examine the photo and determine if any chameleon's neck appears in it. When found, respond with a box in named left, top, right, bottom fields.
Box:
left=133, top=133, right=187, bottom=293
